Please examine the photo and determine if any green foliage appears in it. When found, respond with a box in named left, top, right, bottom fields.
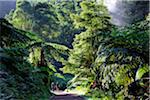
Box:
left=62, top=0, right=112, bottom=98
left=0, top=18, right=71, bottom=99
left=135, top=64, right=149, bottom=80
left=0, top=18, right=30, bottom=47
left=66, top=0, right=111, bottom=70
left=63, top=1, right=149, bottom=99
left=0, top=19, right=53, bottom=99
left=71, top=1, right=110, bottom=30
left=1, top=1, right=149, bottom=99
left=89, top=19, right=149, bottom=99
left=6, top=0, right=81, bottom=48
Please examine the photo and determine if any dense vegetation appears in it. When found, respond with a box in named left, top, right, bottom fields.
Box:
left=0, top=0, right=149, bottom=99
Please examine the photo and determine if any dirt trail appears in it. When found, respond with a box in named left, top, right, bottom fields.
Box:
left=50, top=91, right=85, bottom=100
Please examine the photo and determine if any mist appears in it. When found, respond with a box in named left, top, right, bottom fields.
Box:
left=0, top=0, right=149, bottom=26
left=0, top=0, right=16, bottom=18
left=104, top=0, right=149, bottom=26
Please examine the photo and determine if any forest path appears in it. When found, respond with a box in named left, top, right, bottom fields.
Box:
left=50, top=91, right=85, bottom=100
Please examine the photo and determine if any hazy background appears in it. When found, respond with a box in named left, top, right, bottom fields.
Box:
left=0, top=0, right=16, bottom=18
left=0, top=0, right=149, bottom=26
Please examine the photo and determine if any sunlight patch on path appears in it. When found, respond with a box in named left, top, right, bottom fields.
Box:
left=50, top=90, right=69, bottom=95
left=51, top=88, right=87, bottom=96
left=50, top=90, right=86, bottom=100
left=64, top=89, right=87, bottom=95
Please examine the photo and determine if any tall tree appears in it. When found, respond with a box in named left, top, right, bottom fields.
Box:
left=64, top=0, right=111, bottom=73
left=62, top=1, right=111, bottom=93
